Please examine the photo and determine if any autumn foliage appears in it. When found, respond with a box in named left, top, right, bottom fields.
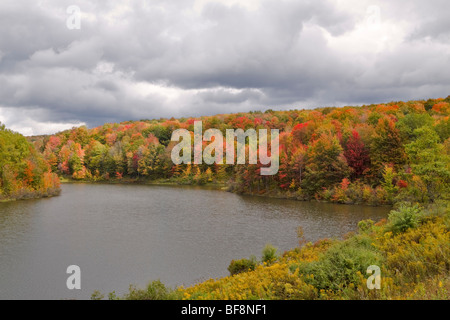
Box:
left=0, top=123, right=60, bottom=201
left=29, top=96, right=450, bottom=205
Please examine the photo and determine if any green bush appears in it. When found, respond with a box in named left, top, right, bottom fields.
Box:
left=228, top=256, right=258, bottom=276
left=386, top=203, right=423, bottom=234
left=124, top=280, right=182, bottom=300
left=292, top=235, right=383, bottom=291
left=262, top=244, right=278, bottom=264
left=94, top=280, right=182, bottom=300
left=358, top=219, right=374, bottom=234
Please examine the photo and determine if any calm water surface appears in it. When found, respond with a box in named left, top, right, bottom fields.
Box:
left=0, top=183, right=389, bottom=300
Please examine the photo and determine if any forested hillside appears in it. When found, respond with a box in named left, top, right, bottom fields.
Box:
left=32, top=97, right=450, bottom=205
left=0, top=123, right=60, bottom=201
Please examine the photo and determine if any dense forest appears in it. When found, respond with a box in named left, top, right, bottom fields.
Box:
left=0, top=123, right=60, bottom=201
left=31, top=96, right=450, bottom=205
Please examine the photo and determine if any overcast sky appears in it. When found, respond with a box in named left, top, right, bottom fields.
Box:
left=0, top=0, right=449, bottom=135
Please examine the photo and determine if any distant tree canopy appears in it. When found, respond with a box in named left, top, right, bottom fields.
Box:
left=31, top=96, right=450, bottom=205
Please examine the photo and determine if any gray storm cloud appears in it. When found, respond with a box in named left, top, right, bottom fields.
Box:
left=0, top=0, right=449, bottom=135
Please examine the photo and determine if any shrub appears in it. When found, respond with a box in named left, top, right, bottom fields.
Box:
left=377, top=216, right=450, bottom=284
left=358, top=219, right=374, bottom=234
left=421, top=201, right=450, bottom=230
left=386, top=203, right=422, bottom=234
left=122, top=280, right=181, bottom=300
left=293, top=235, right=384, bottom=291
left=321, top=188, right=333, bottom=201
left=262, top=244, right=278, bottom=264
left=228, top=256, right=258, bottom=276
left=91, top=280, right=181, bottom=300
left=90, top=290, right=105, bottom=300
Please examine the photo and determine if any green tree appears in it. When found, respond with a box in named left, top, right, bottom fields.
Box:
left=396, top=113, right=433, bottom=142
left=85, top=141, right=108, bottom=175
left=370, top=117, right=407, bottom=176
left=303, top=133, right=350, bottom=196
left=381, top=165, right=398, bottom=203
left=0, top=122, right=60, bottom=199
left=406, top=126, right=450, bottom=202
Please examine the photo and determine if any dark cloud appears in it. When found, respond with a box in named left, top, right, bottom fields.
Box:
left=0, top=0, right=449, bottom=135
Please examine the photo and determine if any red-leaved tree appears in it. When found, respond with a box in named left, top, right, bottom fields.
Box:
left=344, top=130, right=370, bottom=179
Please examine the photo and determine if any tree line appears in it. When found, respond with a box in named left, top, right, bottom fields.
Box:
left=27, top=96, right=450, bottom=205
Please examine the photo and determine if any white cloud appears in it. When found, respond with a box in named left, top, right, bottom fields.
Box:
left=0, top=107, right=86, bottom=136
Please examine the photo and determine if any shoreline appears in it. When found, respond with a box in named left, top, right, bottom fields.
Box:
left=59, top=177, right=227, bottom=190
left=0, top=188, right=61, bottom=203
left=59, top=177, right=393, bottom=208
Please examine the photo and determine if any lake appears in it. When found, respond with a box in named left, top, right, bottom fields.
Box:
left=0, top=183, right=390, bottom=300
